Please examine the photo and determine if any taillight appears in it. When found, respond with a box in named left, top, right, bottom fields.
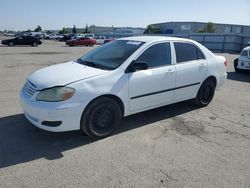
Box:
left=224, top=60, right=227, bottom=67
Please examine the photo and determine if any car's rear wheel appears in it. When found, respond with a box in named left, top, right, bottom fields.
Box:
left=194, top=79, right=215, bottom=107
left=8, top=42, right=14, bottom=46
left=234, top=58, right=247, bottom=73
left=32, top=42, right=38, bottom=47
left=81, top=97, right=122, bottom=139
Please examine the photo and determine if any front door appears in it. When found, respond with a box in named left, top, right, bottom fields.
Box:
left=15, top=36, right=25, bottom=45
left=128, top=42, right=176, bottom=112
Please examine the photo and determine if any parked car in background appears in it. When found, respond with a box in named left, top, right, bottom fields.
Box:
left=66, top=37, right=96, bottom=46
left=234, top=46, right=250, bottom=73
left=95, top=36, right=105, bottom=44
left=46, top=34, right=63, bottom=40
left=1, top=36, right=42, bottom=47
left=104, top=38, right=115, bottom=44
left=20, top=36, right=227, bottom=138
left=59, top=34, right=75, bottom=42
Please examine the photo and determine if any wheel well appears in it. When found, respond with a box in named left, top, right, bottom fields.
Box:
left=204, top=76, right=217, bottom=87
left=85, top=95, right=125, bottom=117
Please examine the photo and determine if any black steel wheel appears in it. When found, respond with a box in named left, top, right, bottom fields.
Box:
left=8, top=42, right=14, bottom=46
left=194, top=79, right=215, bottom=107
left=81, top=97, right=122, bottom=138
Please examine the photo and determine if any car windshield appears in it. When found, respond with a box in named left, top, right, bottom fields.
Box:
left=77, top=40, right=144, bottom=70
left=240, top=50, right=248, bottom=56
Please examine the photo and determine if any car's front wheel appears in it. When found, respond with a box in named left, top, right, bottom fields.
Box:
left=81, top=97, right=122, bottom=138
left=8, top=42, right=14, bottom=46
left=194, top=79, right=215, bottom=107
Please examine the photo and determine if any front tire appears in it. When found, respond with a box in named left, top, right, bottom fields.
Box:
left=234, top=58, right=247, bottom=73
left=81, top=97, right=122, bottom=139
left=8, top=42, right=14, bottom=46
left=194, top=79, right=216, bottom=107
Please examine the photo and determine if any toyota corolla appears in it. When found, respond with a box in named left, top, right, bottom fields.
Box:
left=20, top=36, right=227, bottom=138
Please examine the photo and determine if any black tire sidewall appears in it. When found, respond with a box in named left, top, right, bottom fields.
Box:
left=9, top=42, right=14, bottom=46
left=196, top=80, right=215, bottom=107
left=81, top=97, right=122, bottom=138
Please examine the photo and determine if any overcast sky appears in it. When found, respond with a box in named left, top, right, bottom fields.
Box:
left=1, top=0, right=250, bottom=31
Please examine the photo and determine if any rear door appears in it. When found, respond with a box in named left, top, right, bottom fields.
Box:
left=173, top=42, right=208, bottom=101
left=128, top=42, right=176, bottom=112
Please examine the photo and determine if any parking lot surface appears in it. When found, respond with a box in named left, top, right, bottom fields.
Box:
left=0, top=37, right=249, bottom=188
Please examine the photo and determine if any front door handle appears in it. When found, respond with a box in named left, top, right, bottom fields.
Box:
left=199, top=63, right=206, bottom=67
left=167, top=68, right=175, bottom=73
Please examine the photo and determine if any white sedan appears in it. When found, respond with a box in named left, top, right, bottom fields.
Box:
left=234, top=46, right=250, bottom=73
left=20, top=36, right=227, bottom=138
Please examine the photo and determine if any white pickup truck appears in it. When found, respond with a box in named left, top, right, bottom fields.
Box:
left=234, top=46, right=250, bottom=73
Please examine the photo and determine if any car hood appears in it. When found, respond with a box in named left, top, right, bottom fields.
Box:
left=1, top=39, right=11, bottom=43
left=28, top=61, right=109, bottom=90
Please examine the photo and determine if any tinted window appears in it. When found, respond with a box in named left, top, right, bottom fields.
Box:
left=137, top=43, right=171, bottom=68
left=79, top=40, right=144, bottom=70
left=174, top=42, right=205, bottom=63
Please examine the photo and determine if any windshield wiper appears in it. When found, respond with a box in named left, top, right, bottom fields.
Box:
left=83, top=61, right=100, bottom=68
left=76, top=58, right=98, bottom=68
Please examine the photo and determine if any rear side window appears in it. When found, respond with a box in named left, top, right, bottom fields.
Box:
left=137, top=43, right=171, bottom=68
left=174, top=42, right=205, bottom=63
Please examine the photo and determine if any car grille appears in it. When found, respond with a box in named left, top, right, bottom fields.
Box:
left=23, top=80, right=37, bottom=97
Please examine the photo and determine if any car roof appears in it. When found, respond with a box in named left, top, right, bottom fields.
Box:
left=242, top=46, right=250, bottom=50
left=118, top=36, right=194, bottom=43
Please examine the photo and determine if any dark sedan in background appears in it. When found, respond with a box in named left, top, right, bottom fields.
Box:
left=1, top=36, right=42, bottom=47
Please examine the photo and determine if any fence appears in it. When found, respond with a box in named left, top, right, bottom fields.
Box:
left=147, top=33, right=250, bottom=53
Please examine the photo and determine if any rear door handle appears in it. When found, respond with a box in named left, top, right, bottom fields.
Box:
left=199, top=63, right=206, bottom=70
left=165, top=68, right=175, bottom=75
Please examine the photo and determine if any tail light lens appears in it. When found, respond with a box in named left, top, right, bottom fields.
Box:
left=224, top=60, right=227, bottom=67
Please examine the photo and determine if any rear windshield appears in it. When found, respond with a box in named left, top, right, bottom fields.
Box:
left=78, top=40, right=144, bottom=70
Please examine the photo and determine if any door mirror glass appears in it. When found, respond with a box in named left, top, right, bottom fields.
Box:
left=126, top=61, right=148, bottom=73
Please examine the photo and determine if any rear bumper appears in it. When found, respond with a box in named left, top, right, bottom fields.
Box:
left=217, top=72, right=227, bottom=89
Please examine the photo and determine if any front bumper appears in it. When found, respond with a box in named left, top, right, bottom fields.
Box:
left=237, top=60, right=250, bottom=70
left=19, top=90, right=87, bottom=132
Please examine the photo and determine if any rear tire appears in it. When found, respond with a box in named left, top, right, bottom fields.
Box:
left=32, top=42, right=38, bottom=47
left=194, top=79, right=216, bottom=107
left=234, top=58, right=247, bottom=73
left=80, top=97, right=122, bottom=139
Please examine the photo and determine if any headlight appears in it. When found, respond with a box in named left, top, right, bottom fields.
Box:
left=36, top=87, right=75, bottom=102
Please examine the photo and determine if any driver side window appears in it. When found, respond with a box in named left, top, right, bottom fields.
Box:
left=136, top=42, right=171, bottom=68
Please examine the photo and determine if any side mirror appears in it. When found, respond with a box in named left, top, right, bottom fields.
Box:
left=126, top=61, right=148, bottom=73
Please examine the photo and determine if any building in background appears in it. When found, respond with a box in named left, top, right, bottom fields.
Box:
left=147, top=22, right=250, bottom=52
left=149, top=21, right=250, bottom=35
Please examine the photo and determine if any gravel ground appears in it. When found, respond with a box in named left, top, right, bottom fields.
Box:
left=0, top=37, right=249, bottom=188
